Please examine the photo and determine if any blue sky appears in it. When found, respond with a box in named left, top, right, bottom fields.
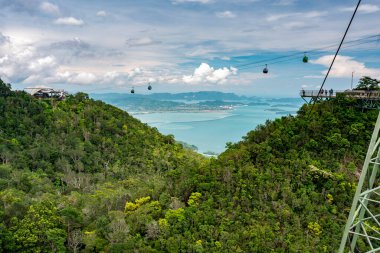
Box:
left=0, top=0, right=379, bottom=96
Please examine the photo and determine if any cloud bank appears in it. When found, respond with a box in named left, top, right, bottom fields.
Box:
left=311, top=55, right=380, bottom=79
left=40, top=2, right=60, bottom=15
left=340, top=4, right=380, bottom=14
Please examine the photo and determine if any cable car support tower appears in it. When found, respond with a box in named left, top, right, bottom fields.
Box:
left=339, top=111, right=380, bottom=252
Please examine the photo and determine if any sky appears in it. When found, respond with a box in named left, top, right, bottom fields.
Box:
left=0, top=0, right=379, bottom=97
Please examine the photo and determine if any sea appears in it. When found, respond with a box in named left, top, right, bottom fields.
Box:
left=129, top=98, right=305, bottom=155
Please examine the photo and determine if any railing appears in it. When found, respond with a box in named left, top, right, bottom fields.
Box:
left=300, top=90, right=380, bottom=99
left=300, top=90, right=342, bottom=97
left=339, top=90, right=380, bottom=98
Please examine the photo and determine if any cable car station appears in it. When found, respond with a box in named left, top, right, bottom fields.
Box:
left=300, top=89, right=380, bottom=109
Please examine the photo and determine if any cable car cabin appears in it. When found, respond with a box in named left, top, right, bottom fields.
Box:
left=131, top=88, right=135, bottom=94
left=148, top=84, right=152, bottom=90
left=263, top=64, right=268, bottom=74
left=303, top=55, right=309, bottom=63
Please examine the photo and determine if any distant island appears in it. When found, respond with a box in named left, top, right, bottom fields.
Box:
left=203, top=150, right=219, bottom=156
left=177, top=141, right=198, bottom=151
left=90, top=91, right=301, bottom=113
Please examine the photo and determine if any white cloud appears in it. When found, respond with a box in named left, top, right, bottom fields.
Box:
left=186, top=47, right=215, bottom=57
left=283, top=21, right=310, bottom=30
left=182, top=63, right=237, bottom=84
left=28, top=56, right=57, bottom=72
left=216, top=11, right=236, bottom=18
left=266, top=13, right=291, bottom=22
left=56, top=67, right=144, bottom=86
left=0, top=33, right=10, bottom=45
left=56, top=71, right=97, bottom=85
left=53, top=71, right=98, bottom=85
left=172, top=0, right=212, bottom=4
left=148, top=77, right=156, bottom=83
left=0, top=56, right=9, bottom=65
left=0, top=33, right=149, bottom=87
left=0, top=40, right=58, bottom=84
left=54, top=17, right=84, bottom=26
left=125, top=37, right=161, bottom=47
left=96, top=10, right=107, bottom=17
left=266, top=11, right=327, bottom=22
left=304, top=11, right=327, bottom=18
left=128, top=67, right=142, bottom=77
left=311, top=55, right=380, bottom=79
left=340, top=4, right=380, bottom=14
left=40, top=2, right=60, bottom=15
left=69, top=72, right=97, bottom=84
left=303, top=75, right=324, bottom=79
left=274, top=0, right=297, bottom=6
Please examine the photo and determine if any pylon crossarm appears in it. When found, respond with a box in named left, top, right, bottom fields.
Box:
left=361, top=185, right=380, bottom=196
left=357, top=199, right=380, bottom=227
left=349, top=231, right=380, bottom=241
left=350, top=220, right=361, bottom=230
left=350, top=205, right=363, bottom=224
left=360, top=223, right=374, bottom=250
left=369, top=157, right=380, bottom=165
left=370, top=161, right=380, bottom=166
left=360, top=197, right=380, bottom=205
left=363, top=222, right=380, bottom=237
left=367, top=247, right=380, bottom=253
left=372, top=138, right=380, bottom=154
left=372, top=190, right=380, bottom=197
left=348, top=208, right=362, bottom=228
left=357, top=214, right=380, bottom=224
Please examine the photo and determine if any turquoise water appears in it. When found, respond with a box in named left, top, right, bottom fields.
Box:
left=132, top=100, right=304, bottom=154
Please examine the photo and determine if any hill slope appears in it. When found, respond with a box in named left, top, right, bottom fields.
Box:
left=0, top=79, right=377, bottom=252
left=0, top=80, right=203, bottom=252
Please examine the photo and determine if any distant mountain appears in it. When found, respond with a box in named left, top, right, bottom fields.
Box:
left=90, top=92, right=304, bottom=112
left=91, top=91, right=252, bottom=103
left=90, top=92, right=251, bottom=112
left=147, top=91, right=251, bottom=101
left=267, top=97, right=303, bottom=103
left=248, top=101, right=270, bottom=106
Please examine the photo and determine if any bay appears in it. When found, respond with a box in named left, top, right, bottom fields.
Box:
left=131, top=99, right=304, bottom=155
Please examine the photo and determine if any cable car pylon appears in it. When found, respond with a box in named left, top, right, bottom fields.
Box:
left=339, top=111, right=380, bottom=252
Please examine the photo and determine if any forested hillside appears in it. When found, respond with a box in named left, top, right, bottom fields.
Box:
left=0, top=79, right=377, bottom=252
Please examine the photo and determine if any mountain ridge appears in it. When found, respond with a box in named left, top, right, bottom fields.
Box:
left=0, top=79, right=376, bottom=252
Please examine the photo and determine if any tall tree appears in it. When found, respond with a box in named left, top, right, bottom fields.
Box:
left=355, top=76, right=380, bottom=90
left=0, top=79, right=11, bottom=96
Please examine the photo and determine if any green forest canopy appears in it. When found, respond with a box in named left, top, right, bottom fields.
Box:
left=0, top=78, right=378, bottom=252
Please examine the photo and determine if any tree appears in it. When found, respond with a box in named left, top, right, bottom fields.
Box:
left=68, top=229, right=82, bottom=253
left=0, top=79, right=11, bottom=97
left=354, top=76, right=380, bottom=90
left=60, top=206, right=83, bottom=233
left=107, top=211, right=129, bottom=244
left=12, top=201, right=67, bottom=252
